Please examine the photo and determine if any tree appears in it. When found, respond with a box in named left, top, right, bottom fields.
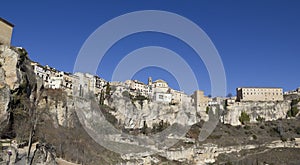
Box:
left=99, top=89, right=105, bottom=105
left=105, top=82, right=111, bottom=98
left=239, top=111, right=250, bottom=125
left=287, top=107, right=299, bottom=117
left=27, top=84, right=46, bottom=165
left=141, top=121, right=148, bottom=135
left=226, top=93, right=233, bottom=98
left=206, top=106, right=210, bottom=114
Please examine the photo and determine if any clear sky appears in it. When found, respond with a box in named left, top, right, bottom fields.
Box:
left=2, top=0, right=300, bottom=96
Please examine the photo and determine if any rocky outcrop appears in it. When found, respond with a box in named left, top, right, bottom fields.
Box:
left=31, top=143, right=57, bottom=165
left=0, top=86, right=10, bottom=123
left=0, top=45, right=21, bottom=90
left=151, top=138, right=300, bottom=164
left=223, top=101, right=291, bottom=126
left=109, top=92, right=197, bottom=129
left=0, top=46, right=21, bottom=124
left=37, top=90, right=76, bottom=128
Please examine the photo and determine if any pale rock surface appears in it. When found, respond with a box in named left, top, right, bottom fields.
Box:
left=0, top=45, right=21, bottom=90
left=223, top=101, right=290, bottom=125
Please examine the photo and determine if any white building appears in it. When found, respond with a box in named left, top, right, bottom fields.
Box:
left=155, top=93, right=172, bottom=103
left=47, top=76, right=63, bottom=89
left=124, top=79, right=151, bottom=97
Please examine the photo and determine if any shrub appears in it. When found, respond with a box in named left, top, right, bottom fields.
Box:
left=287, top=107, right=299, bottom=117
left=291, top=99, right=300, bottom=106
left=295, top=127, right=300, bottom=135
left=225, top=161, right=233, bottom=165
left=239, top=111, right=250, bottom=125
left=151, top=120, right=170, bottom=133
left=121, top=91, right=130, bottom=98
left=206, top=106, right=210, bottom=114
left=244, top=125, right=251, bottom=130
left=252, top=134, right=257, bottom=140
left=281, top=136, right=287, bottom=142
left=256, top=115, right=265, bottom=122
left=0, top=62, right=2, bottom=67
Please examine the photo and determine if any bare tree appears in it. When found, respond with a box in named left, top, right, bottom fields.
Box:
left=26, top=81, right=44, bottom=164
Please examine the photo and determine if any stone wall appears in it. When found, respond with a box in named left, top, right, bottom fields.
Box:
left=0, top=19, right=13, bottom=45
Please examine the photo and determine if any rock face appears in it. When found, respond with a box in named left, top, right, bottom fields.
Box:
left=31, top=143, right=57, bottom=165
left=37, top=90, right=76, bottom=128
left=109, top=94, right=197, bottom=129
left=223, top=101, right=291, bottom=126
left=0, top=45, right=21, bottom=90
left=0, top=45, right=22, bottom=124
left=0, top=86, right=10, bottom=123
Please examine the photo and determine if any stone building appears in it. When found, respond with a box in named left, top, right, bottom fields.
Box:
left=236, top=87, right=283, bottom=102
left=193, top=90, right=211, bottom=112
left=0, top=18, right=14, bottom=45
left=153, top=79, right=168, bottom=88
left=170, top=89, right=190, bottom=105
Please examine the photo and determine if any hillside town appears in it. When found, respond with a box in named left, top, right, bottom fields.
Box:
left=1, top=17, right=300, bottom=124
left=1, top=16, right=300, bottom=165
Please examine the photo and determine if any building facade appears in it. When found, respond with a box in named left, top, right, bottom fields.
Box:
left=193, top=90, right=211, bottom=112
left=0, top=18, right=14, bottom=45
left=124, top=79, right=151, bottom=97
left=236, top=87, right=283, bottom=102
left=155, top=93, right=172, bottom=103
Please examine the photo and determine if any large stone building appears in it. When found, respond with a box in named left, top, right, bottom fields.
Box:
left=0, top=18, right=14, bottom=45
left=236, top=87, right=283, bottom=102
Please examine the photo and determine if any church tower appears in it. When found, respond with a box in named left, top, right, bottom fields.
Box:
left=148, top=77, right=152, bottom=86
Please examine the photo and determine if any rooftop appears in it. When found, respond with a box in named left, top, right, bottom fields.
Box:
left=0, top=17, right=14, bottom=27
left=237, top=87, right=282, bottom=89
left=154, top=79, right=167, bottom=83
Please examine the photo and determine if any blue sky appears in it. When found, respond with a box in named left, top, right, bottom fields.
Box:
left=1, top=1, right=300, bottom=96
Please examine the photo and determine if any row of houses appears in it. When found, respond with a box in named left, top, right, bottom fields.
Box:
left=284, top=87, right=300, bottom=95
left=31, top=61, right=191, bottom=105
left=124, top=77, right=191, bottom=104
left=31, top=61, right=287, bottom=110
left=30, top=61, right=107, bottom=97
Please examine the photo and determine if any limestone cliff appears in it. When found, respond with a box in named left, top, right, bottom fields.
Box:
left=0, top=45, right=22, bottom=124
left=223, top=101, right=291, bottom=126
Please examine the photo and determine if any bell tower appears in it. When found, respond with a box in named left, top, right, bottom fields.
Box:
left=148, top=77, right=152, bottom=86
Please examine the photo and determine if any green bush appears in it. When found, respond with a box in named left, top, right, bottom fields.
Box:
left=291, top=99, right=300, bottom=106
left=287, top=107, right=299, bottom=117
left=252, top=134, right=257, bottom=140
left=239, top=111, right=250, bottom=125
left=206, top=106, right=210, bottom=114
